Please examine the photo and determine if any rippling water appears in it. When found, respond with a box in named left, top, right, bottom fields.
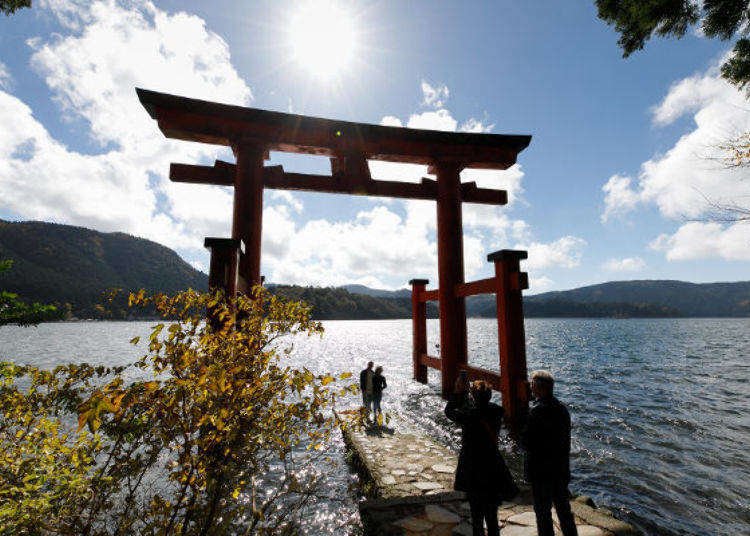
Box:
left=1, top=318, right=748, bottom=536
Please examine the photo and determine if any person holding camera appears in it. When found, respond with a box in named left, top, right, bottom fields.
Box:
left=445, top=376, right=518, bottom=536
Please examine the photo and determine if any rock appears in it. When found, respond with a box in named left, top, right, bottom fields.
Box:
left=392, top=469, right=406, bottom=476
left=574, top=495, right=596, bottom=508
left=452, top=522, right=473, bottom=536
left=413, top=481, right=444, bottom=491
left=381, top=475, right=396, bottom=485
left=507, top=511, right=537, bottom=526
left=432, top=464, right=455, bottom=473
left=576, top=526, right=605, bottom=536
left=500, top=525, right=538, bottom=536
left=425, top=505, right=462, bottom=524
left=429, top=524, right=456, bottom=536
left=570, top=502, right=639, bottom=536
left=392, top=516, right=434, bottom=531
left=457, top=502, right=472, bottom=515
left=497, top=508, right=516, bottom=521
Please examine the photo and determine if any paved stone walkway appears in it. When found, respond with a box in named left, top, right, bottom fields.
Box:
left=343, top=420, right=639, bottom=536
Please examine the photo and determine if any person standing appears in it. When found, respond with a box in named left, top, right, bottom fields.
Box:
left=372, top=366, right=387, bottom=419
left=445, top=380, right=518, bottom=536
left=522, top=370, right=578, bottom=536
left=359, top=361, right=375, bottom=418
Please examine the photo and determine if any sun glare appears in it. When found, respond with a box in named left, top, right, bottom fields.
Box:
left=288, top=1, right=358, bottom=80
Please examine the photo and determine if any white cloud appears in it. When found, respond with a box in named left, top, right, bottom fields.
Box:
left=528, top=275, right=554, bottom=293
left=650, top=222, right=750, bottom=261
left=601, top=57, right=750, bottom=222
left=601, top=174, right=640, bottom=223
left=190, top=260, right=207, bottom=273
left=0, top=61, right=11, bottom=90
left=517, top=236, right=586, bottom=271
left=268, top=190, right=303, bottom=213
left=602, top=256, right=646, bottom=272
left=0, top=0, right=251, bottom=253
left=599, top=54, right=750, bottom=263
left=421, top=80, right=449, bottom=108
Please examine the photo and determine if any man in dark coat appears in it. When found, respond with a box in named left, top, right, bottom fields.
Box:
left=522, top=370, right=578, bottom=536
left=445, top=380, right=518, bottom=536
left=359, top=361, right=374, bottom=418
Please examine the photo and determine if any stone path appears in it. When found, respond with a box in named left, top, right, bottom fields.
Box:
left=343, top=420, right=639, bottom=536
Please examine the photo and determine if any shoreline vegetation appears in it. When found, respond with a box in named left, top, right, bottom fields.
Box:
left=0, top=287, right=363, bottom=535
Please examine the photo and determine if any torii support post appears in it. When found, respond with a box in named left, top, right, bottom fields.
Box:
left=232, top=142, right=265, bottom=295
left=409, top=279, right=429, bottom=384
left=204, top=238, right=242, bottom=330
left=204, top=237, right=242, bottom=294
left=435, top=161, right=468, bottom=399
left=488, top=249, right=530, bottom=434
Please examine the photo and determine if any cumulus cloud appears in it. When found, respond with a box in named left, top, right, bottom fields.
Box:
left=601, top=57, right=750, bottom=220
left=0, top=61, right=11, bottom=90
left=518, top=236, right=586, bottom=271
left=650, top=222, right=750, bottom=261
left=600, top=55, right=750, bottom=263
left=0, top=0, right=250, bottom=253
left=602, top=256, right=646, bottom=272
left=421, top=80, right=449, bottom=108
left=601, top=174, right=640, bottom=223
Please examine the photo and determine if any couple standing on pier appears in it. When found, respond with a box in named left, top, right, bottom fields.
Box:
left=446, top=370, right=578, bottom=536
left=359, top=361, right=387, bottom=421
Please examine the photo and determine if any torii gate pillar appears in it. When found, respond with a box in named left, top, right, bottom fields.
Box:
left=232, top=142, right=265, bottom=293
left=435, top=161, right=468, bottom=398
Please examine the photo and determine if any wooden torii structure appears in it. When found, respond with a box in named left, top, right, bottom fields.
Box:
left=137, top=88, right=532, bottom=427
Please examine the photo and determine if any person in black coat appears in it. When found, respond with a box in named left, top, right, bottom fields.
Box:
left=445, top=379, right=518, bottom=536
left=372, top=366, right=387, bottom=418
left=521, top=370, right=578, bottom=536
left=359, top=361, right=374, bottom=418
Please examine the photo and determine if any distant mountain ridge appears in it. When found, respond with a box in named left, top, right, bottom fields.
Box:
left=525, top=280, right=750, bottom=317
left=342, top=280, right=750, bottom=317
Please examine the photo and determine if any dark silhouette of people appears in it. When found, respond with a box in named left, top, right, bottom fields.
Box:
left=522, top=370, right=578, bottom=536
left=359, top=361, right=374, bottom=418
left=445, top=378, right=518, bottom=536
left=372, top=365, right=387, bottom=418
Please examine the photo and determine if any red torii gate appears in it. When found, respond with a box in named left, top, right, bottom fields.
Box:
left=137, top=88, right=532, bottom=426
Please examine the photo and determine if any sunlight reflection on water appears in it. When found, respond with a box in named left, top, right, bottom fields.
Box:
left=1, top=318, right=748, bottom=536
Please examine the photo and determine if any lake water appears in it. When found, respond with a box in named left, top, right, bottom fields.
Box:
left=1, top=318, right=748, bottom=536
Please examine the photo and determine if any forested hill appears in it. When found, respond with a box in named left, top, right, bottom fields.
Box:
left=522, top=280, right=750, bottom=317
left=0, top=219, right=434, bottom=320
left=0, top=219, right=207, bottom=318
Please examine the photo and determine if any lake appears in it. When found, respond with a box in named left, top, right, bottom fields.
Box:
left=1, top=318, right=748, bottom=535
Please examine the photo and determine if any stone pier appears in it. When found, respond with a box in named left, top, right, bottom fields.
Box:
left=343, top=419, right=639, bottom=536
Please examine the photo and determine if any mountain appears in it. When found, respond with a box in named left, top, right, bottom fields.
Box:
left=345, top=280, right=750, bottom=317
left=0, top=219, right=207, bottom=318
left=524, top=280, right=750, bottom=317
left=339, top=284, right=411, bottom=299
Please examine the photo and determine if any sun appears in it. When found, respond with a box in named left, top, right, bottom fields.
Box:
left=288, top=1, right=359, bottom=80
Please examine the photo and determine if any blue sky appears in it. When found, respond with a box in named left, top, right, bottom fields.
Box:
left=1, top=0, right=748, bottom=292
